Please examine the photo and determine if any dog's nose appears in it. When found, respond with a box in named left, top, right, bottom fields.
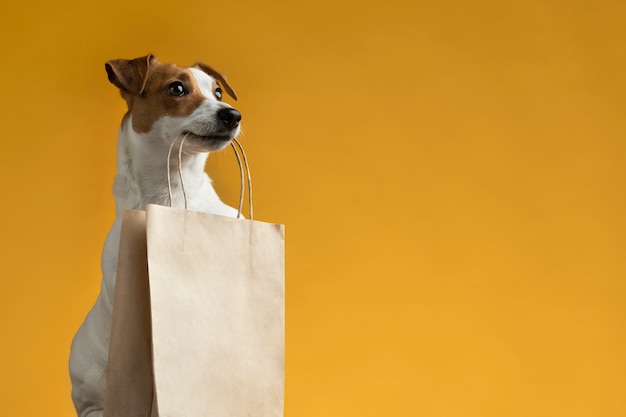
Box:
left=217, top=108, right=242, bottom=130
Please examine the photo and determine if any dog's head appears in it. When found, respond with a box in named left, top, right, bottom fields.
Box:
left=105, top=54, right=241, bottom=152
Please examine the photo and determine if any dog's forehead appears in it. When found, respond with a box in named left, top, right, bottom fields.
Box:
left=188, top=67, right=216, bottom=98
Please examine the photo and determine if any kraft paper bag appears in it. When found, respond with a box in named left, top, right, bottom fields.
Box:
left=104, top=205, right=285, bottom=417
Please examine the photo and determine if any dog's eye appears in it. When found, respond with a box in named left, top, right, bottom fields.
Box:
left=167, top=82, right=188, bottom=97
left=214, top=87, right=223, bottom=101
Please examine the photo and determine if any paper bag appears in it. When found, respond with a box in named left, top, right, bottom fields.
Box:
left=104, top=205, right=285, bottom=417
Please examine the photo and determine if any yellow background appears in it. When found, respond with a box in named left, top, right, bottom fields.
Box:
left=1, top=0, right=624, bottom=416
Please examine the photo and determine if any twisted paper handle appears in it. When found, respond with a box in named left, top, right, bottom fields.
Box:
left=166, top=135, right=253, bottom=219
left=230, top=138, right=253, bottom=219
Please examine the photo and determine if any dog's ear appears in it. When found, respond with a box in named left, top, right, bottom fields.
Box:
left=105, top=54, right=156, bottom=95
left=194, top=62, right=238, bottom=101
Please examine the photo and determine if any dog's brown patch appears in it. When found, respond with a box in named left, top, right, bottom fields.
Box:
left=128, top=62, right=207, bottom=133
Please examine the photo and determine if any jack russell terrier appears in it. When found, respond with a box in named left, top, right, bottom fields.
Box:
left=69, top=54, right=242, bottom=417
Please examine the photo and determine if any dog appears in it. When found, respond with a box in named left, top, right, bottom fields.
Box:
left=69, top=54, right=242, bottom=417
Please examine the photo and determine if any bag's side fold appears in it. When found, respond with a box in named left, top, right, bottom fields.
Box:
left=103, top=210, right=154, bottom=417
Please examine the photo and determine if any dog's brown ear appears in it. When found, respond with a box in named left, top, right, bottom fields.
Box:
left=194, top=62, right=238, bottom=101
left=105, top=54, right=156, bottom=95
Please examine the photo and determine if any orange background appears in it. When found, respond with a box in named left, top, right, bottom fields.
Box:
left=1, top=0, right=625, bottom=416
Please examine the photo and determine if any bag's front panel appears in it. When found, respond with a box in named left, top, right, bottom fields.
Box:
left=145, top=205, right=284, bottom=417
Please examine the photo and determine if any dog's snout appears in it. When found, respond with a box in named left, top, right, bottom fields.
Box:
left=218, top=108, right=242, bottom=130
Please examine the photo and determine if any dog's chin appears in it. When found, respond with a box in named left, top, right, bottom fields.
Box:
left=182, top=132, right=233, bottom=152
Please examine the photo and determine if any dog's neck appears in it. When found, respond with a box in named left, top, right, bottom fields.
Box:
left=113, top=116, right=212, bottom=217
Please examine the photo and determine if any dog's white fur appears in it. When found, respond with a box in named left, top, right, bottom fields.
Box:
left=69, top=57, right=240, bottom=417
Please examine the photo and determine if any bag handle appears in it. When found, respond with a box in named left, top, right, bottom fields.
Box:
left=166, top=134, right=253, bottom=219
left=230, top=138, right=253, bottom=219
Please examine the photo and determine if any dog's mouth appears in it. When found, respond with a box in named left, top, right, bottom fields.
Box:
left=181, top=131, right=236, bottom=151
left=182, top=131, right=233, bottom=143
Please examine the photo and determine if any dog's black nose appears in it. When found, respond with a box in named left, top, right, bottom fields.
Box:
left=218, top=108, right=242, bottom=130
